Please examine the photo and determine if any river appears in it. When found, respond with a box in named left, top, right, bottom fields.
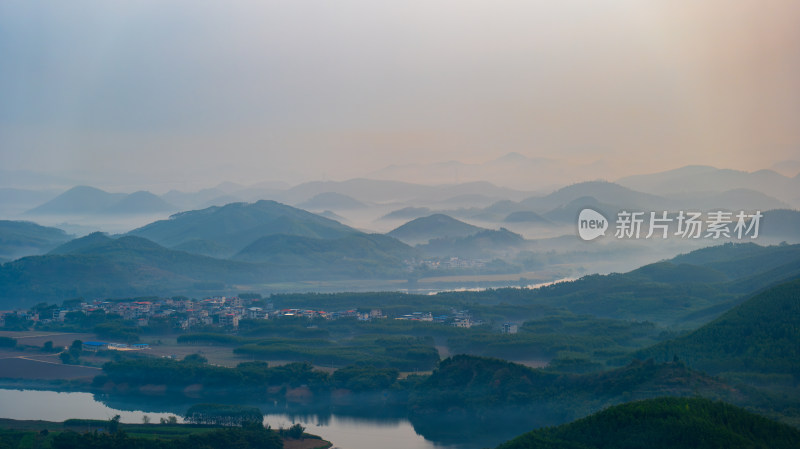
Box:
left=0, top=388, right=483, bottom=449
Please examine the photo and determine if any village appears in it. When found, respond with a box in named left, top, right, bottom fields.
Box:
left=0, top=294, right=503, bottom=334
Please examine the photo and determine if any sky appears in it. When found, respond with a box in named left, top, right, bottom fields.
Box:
left=1, top=1, right=799, bottom=192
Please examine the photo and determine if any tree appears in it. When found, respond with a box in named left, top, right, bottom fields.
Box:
left=1, top=314, right=30, bottom=331
left=183, top=353, right=208, bottom=364
left=160, top=415, right=178, bottom=425
left=59, top=352, right=73, bottom=365
left=64, top=339, right=83, bottom=364
left=69, top=339, right=83, bottom=353
left=42, top=340, right=54, bottom=352
left=185, top=404, right=263, bottom=427
left=108, top=415, right=120, bottom=434
left=285, top=423, right=305, bottom=439
left=142, top=415, right=150, bottom=424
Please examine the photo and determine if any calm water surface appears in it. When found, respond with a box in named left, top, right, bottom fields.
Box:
left=0, top=389, right=464, bottom=449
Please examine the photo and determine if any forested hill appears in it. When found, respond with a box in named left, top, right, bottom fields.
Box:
left=432, top=242, right=800, bottom=327
left=495, top=397, right=800, bottom=449
left=408, top=355, right=746, bottom=421
left=0, top=220, right=72, bottom=262
left=632, top=278, right=800, bottom=375
left=127, top=200, right=358, bottom=257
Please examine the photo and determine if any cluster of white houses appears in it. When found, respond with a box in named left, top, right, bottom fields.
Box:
left=82, top=341, right=151, bottom=352
left=2, top=296, right=497, bottom=331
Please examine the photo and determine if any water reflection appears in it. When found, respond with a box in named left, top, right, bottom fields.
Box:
left=0, top=388, right=559, bottom=449
left=0, top=389, right=481, bottom=449
left=0, top=389, right=181, bottom=424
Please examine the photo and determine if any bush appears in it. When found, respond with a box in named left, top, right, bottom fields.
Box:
left=282, top=423, right=305, bottom=439
left=185, top=404, right=264, bottom=427
left=0, top=336, right=16, bottom=348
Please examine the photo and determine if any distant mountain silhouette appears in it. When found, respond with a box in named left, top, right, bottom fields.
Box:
left=456, top=181, right=669, bottom=224
left=0, top=220, right=72, bottom=261
left=368, top=152, right=607, bottom=190
left=503, top=211, right=551, bottom=224
left=105, top=191, right=176, bottom=214
left=296, top=192, right=368, bottom=210
left=380, top=207, right=432, bottom=221
left=26, top=186, right=123, bottom=214
left=542, top=196, right=620, bottom=223
left=419, top=228, right=525, bottom=258
left=277, top=178, right=530, bottom=205
left=664, top=188, right=789, bottom=211
left=618, top=165, right=800, bottom=207
left=26, top=186, right=176, bottom=215
left=0, top=188, right=60, bottom=216
left=388, top=214, right=485, bottom=245
left=127, top=200, right=360, bottom=257
left=521, top=181, right=669, bottom=213
left=761, top=209, right=800, bottom=242
left=160, top=187, right=234, bottom=210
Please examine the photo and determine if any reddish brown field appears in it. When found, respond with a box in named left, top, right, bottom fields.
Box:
left=0, top=331, right=104, bottom=380
left=0, top=355, right=100, bottom=379
left=0, top=331, right=96, bottom=349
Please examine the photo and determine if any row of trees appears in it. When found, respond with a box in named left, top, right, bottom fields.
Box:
left=97, top=356, right=399, bottom=394
left=50, top=423, right=283, bottom=449
left=184, top=404, right=263, bottom=426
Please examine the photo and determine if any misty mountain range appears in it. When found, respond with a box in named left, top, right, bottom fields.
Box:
left=0, top=164, right=798, bottom=261
left=0, top=163, right=798, bottom=306
left=26, top=186, right=177, bottom=216
left=5, top=163, right=799, bottom=220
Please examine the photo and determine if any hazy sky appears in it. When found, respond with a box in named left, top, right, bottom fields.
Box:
left=1, top=1, right=799, bottom=191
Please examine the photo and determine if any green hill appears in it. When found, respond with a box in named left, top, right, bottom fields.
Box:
left=627, top=261, right=729, bottom=284
left=419, top=227, right=525, bottom=258
left=496, top=397, right=800, bottom=449
left=170, top=238, right=236, bottom=259
left=0, top=229, right=416, bottom=307
left=0, top=220, right=71, bottom=260
left=482, top=243, right=800, bottom=327
left=670, top=242, right=800, bottom=279
left=0, top=234, right=267, bottom=307
left=410, top=355, right=743, bottom=420
left=633, top=279, right=800, bottom=376
left=387, top=213, right=485, bottom=245
left=233, top=233, right=415, bottom=276
left=128, top=200, right=358, bottom=257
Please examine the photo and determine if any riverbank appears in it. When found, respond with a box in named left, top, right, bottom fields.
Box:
left=0, top=417, right=332, bottom=449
